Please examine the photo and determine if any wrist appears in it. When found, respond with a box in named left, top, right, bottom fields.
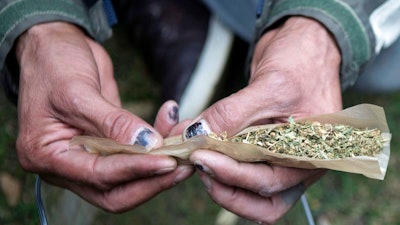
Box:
left=284, top=17, right=340, bottom=62
left=16, top=22, right=85, bottom=61
left=253, top=16, right=341, bottom=75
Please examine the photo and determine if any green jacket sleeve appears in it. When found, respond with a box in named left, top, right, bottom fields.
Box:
left=0, top=0, right=113, bottom=104
left=255, top=0, right=400, bottom=90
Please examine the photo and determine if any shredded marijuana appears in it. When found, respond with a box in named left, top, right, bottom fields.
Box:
left=227, top=120, right=384, bottom=159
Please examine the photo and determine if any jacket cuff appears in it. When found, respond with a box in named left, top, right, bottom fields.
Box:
left=256, top=0, right=373, bottom=90
left=0, top=0, right=113, bottom=104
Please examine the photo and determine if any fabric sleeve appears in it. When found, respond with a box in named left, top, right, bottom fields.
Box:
left=255, top=0, right=400, bottom=90
left=0, top=0, right=114, bottom=104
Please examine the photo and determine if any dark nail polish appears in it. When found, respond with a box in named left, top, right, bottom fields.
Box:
left=185, top=121, right=210, bottom=139
left=195, top=163, right=205, bottom=172
left=194, top=160, right=213, bottom=176
left=134, top=128, right=154, bottom=148
left=168, top=105, right=179, bottom=122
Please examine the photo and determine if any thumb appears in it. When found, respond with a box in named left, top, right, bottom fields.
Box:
left=60, top=88, right=163, bottom=149
left=183, top=86, right=278, bottom=140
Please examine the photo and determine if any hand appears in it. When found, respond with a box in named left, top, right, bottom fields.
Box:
left=15, top=22, right=193, bottom=212
left=181, top=17, right=342, bottom=223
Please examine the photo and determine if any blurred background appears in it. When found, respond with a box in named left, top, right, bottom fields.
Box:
left=0, top=26, right=399, bottom=225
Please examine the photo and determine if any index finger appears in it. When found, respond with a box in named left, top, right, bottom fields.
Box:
left=190, top=150, right=325, bottom=195
left=46, top=142, right=178, bottom=190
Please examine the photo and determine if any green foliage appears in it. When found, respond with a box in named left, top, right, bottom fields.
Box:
left=0, top=95, right=39, bottom=225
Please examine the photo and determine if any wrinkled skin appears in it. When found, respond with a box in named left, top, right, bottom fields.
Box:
left=14, top=14, right=341, bottom=223
left=175, top=17, right=342, bottom=224
left=15, top=22, right=193, bottom=213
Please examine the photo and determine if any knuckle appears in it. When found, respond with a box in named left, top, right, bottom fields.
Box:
left=90, top=158, right=114, bottom=191
left=263, top=212, right=285, bottom=224
left=157, top=178, right=173, bottom=191
left=249, top=206, right=286, bottom=225
left=55, top=80, right=82, bottom=99
left=92, top=174, right=113, bottom=191
left=210, top=100, right=240, bottom=133
left=213, top=187, right=240, bottom=208
left=98, top=196, right=126, bottom=213
left=258, top=180, right=282, bottom=197
left=52, top=81, right=91, bottom=112
left=15, top=135, right=41, bottom=172
left=102, top=110, right=134, bottom=140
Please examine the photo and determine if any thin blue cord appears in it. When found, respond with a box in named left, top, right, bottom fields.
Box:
left=35, top=176, right=48, bottom=225
left=301, top=194, right=315, bottom=225
left=35, top=175, right=313, bottom=225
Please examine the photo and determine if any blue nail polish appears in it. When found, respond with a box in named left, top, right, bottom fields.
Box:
left=168, top=105, right=179, bottom=122
left=134, top=128, right=154, bottom=147
left=185, top=122, right=209, bottom=139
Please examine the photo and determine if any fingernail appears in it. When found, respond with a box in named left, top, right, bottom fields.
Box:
left=184, top=119, right=211, bottom=140
left=281, top=183, right=306, bottom=206
left=194, top=160, right=213, bottom=176
left=131, top=127, right=158, bottom=150
left=173, top=165, right=193, bottom=185
left=168, top=105, right=179, bottom=124
left=154, top=167, right=175, bottom=175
